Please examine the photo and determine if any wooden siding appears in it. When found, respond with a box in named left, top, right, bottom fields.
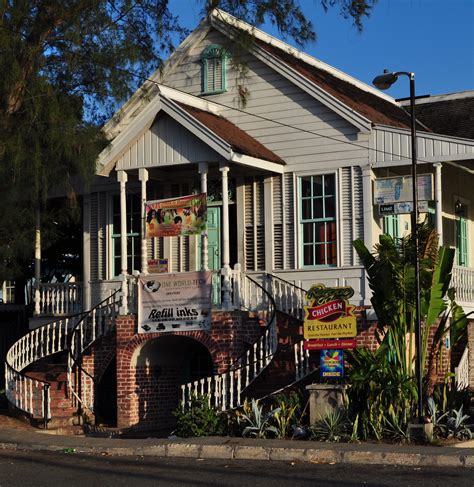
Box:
left=372, top=127, right=474, bottom=164
left=115, top=114, right=220, bottom=170
left=161, top=29, right=368, bottom=172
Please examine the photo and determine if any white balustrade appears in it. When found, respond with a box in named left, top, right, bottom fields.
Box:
left=5, top=293, right=120, bottom=424
left=37, top=282, right=83, bottom=316
left=452, top=266, right=474, bottom=305
left=455, top=346, right=469, bottom=391
left=181, top=272, right=278, bottom=411
left=294, top=340, right=310, bottom=381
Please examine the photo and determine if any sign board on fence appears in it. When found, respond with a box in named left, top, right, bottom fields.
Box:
left=304, top=339, right=357, bottom=350
left=320, top=349, right=344, bottom=378
left=379, top=201, right=429, bottom=215
left=303, top=284, right=356, bottom=340
left=138, top=271, right=212, bottom=333
left=374, top=174, right=433, bottom=205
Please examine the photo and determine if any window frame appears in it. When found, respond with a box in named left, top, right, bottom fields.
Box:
left=298, top=172, right=338, bottom=269
left=201, top=44, right=227, bottom=95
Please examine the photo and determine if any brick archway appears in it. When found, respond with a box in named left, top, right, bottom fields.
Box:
left=115, top=311, right=259, bottom=430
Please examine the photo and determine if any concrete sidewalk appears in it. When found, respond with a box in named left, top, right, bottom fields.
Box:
left=0, top=427, right=473, bottom=468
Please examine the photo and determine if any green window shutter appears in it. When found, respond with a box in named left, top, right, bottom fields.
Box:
left=383, top=214, right=400, bottom=240
left=456, top=215, right=468, bottom=266
left=201, top=44, right=227, bottom=95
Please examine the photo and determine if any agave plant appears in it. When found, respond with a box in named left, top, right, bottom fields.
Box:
left=310, top=408, right=350, bottom=442
left=238, top=399, right=280, bottom=439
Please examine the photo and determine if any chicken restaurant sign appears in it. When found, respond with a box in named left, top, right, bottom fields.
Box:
left=303, top=284, right=356, bottom=340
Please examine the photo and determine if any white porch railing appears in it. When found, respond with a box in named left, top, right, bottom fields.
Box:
left=36, top=282, right=83, bottom=316
left=294, top=340, right=311, bottom=381
left=455, top=346, right=469, bottom=391
left=181, top=272, right=277, bottom=410
left=5, top=314, right=84, bottom=422
left=263, top=273, right=307, bottom=320
left=5, top=292, right=120, bottom=425
left=452, top=265, right=474, bottom=305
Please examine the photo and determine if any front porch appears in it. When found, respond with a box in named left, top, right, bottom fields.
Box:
left=32, top=264, right=474, bottom=320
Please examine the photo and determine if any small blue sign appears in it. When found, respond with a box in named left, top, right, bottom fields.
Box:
left=320, top=349, right=344, bottom=378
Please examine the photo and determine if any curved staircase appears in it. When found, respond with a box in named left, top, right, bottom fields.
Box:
left=5, top=292, right=120, bottom=428
left=5, top=271, right=315, bottom=429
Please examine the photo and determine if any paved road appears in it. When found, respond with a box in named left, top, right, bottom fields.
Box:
left=0, top=449, right=472, bottom=487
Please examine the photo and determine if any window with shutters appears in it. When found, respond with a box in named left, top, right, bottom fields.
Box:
left=456, top=203, right=469, bottom=267
left=201, top=44, right=227, bottom=95
left=299, top=174, right=337, bottom=267
left=383, top=214, right=400, bottom=240
left=111, top=194, right=142, bottom=277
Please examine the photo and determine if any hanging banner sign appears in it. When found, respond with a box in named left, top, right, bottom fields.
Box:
left=303, top=284, right=356, bottom=340
left=304, top=339, right=357, bottom=350
left=145, top=193, right=207, bottom=238
left=320, top=349, right=344, bottom=378
left=373, top=174, right=433, bottom=205
left=138, top=271, right=212, bottom=333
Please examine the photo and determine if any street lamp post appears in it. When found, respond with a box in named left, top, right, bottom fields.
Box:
left=372, top=70, right=423, bottom=423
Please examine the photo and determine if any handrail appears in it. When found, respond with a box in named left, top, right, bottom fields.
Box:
left=5, top=309, right=89, bottom=424
left=66, top=290, right=120, bottom=418
left=264, top=273, right=307, bottom=320
left=180, top=272, right=278, bottom=411
left=265, top=273, right=306, bottom=293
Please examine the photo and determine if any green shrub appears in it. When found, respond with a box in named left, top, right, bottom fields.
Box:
left=310, top=408, right=350, bottom=442
left=173, top=395, right=226, bottom=438
left=272, top=393, right=302, bottom=438
left=237, top=399, right=280, bottom=438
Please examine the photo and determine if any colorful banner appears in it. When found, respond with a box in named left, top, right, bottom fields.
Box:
left=320, top=349, right=344, bottom=378
left=138, top=271, right=212, bottom=333
left=147, top=258, right=168, bottom=274
left=145, top=193, right=207, bottom=238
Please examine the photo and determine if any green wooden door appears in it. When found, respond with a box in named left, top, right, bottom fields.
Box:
left=456, top=214, right=468, bottom=266
left=198, top=207, right=221, bottom=304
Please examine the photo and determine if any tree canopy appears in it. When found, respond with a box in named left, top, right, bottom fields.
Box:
left=0, top=0, right=378, bottom=286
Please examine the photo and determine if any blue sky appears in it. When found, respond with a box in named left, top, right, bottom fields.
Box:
left=168, top=0, right=474, bottom=100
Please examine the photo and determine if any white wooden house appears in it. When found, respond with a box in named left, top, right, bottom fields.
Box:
left=7, top=10, right=474, bottom=430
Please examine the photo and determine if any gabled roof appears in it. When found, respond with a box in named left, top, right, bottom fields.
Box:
left=401, top=91, right=474, bottom=139
left=97, top=86, right=284, bottom=175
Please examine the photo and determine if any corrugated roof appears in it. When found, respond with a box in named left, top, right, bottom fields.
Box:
left=177, top=102, right=285, bottom=164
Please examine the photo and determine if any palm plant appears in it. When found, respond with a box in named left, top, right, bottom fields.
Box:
left=353, top=224, right=467, bottom=397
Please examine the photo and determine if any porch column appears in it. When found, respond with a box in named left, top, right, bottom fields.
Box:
left=34, top=209, right=41, bottom=316
left=362, top=165, right=374, bottom=306
left=83, top=193, right=91, bottom=311
left=220, top=163, right=231, bottom=308
left=117, top=170, right=128, bottom=314
left=434, top=162, right=443, bottom=245
left=139, top=168, right=149, bottom=275
left=199, top=162, right=209, bottom=271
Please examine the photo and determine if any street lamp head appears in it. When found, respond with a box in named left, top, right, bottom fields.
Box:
left=372, top=70, right=399, bottom=90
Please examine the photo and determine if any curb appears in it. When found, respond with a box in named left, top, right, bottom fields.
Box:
left=1, top=440, right=473, bottom=468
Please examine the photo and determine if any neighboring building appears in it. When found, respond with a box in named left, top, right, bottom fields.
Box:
left=6, top=10, right=474, bottom=432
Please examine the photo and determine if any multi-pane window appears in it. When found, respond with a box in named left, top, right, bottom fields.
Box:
left=300, top=174, right=337, bottom=267
left=201, top=44, right=227, bottom=95
left=112, top=194, right=142, bottom=277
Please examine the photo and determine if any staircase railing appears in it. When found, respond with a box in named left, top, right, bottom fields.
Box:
left=36, top=282, right=83, bottom=317
left=263, top=274, right=318, bottom=382
left=67, top=291, right=120, bottom=417
left=264, top=274, right=307, bottom=320
left=180, top=273, right=277, bottom=411
left=5, top=312, right=86, bottom=424
left=455, top=346, right=469, bottom=390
